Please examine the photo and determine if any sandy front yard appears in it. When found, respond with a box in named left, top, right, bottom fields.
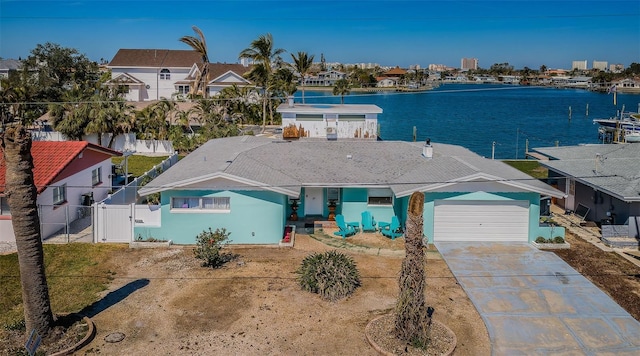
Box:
left=79, top=232, right=490, bottom=355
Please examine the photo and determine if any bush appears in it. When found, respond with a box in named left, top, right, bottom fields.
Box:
left=296, top=250, right=361, bottom=301
left=194, top=228, right=233, bottom=268
left=553, top=236, right=565, bottom=244
left=535, top=236, right=547, bottom=243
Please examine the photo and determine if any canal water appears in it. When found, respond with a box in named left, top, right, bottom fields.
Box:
left=299, top=84, right=640, bottom=159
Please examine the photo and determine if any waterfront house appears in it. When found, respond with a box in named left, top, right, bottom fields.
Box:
left=533, top=144, right=640, bottom=226
left=106, top=49, right=251, bottom=101
left=304, top=70, right=347, bottom=87
left=0, top=141, right=120, bottom=242
left=614, top=78, right=640, bottom=94
left=376, top=77, right=399, bottom=88
left=135, top=136, right=564, bottom=245
left=277, top=101, right=381, bottom=140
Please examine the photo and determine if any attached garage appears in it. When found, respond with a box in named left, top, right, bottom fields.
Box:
left=433, top=200, right=530, bottom=242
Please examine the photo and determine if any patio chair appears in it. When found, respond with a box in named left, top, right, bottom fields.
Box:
left=334, top=214, right=358, bottom=239
left=361, top=211, right=377, bottom=232
left=380, top=216, right=403, bottom=240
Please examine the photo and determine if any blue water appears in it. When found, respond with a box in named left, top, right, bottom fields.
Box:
left=296, top=84, right=640, bottom=159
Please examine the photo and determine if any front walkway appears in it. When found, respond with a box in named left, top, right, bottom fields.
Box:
left=436, top=242, right=640, bottom=355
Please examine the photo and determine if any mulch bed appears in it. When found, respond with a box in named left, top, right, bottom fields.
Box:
left=553, top=232, right=640, bottom=321
left=0, top=314, right=89, bottom=355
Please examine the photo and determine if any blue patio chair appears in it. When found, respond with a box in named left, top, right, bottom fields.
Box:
left=380, top=216, right=403, bottom=240
left=334, top=214, right=358, bottom=239
left=361, top=211, right=377, bottom=233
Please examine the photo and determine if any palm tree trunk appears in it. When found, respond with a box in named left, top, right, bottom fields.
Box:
left=1, top=125, right=54, bottom=339
left=261, top=93, right=267, bottom=133
left=395, top=191, right=428, bottom=344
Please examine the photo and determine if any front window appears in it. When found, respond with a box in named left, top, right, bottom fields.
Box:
left=368, top=188, right=393, bottom=205
left=53, top=184, right=67, bottom=206
left=160, top=69, right=171, bottom=80
left=0, top=196, right=10, bottom=216
left=171, top=196, right=230, bottom=212
left=177, top=85, right=189, bottom=94
left=92, top=167, right=102, bottom=186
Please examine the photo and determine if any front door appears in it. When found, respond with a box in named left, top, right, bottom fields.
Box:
left=304, top=187, right=324, bottom=216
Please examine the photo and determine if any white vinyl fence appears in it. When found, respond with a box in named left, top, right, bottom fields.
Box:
left=93, top=203, right=161, bottom=243
left=101, top=153, right=178, bottom=205
left=32, top=131, right=175, bottom=155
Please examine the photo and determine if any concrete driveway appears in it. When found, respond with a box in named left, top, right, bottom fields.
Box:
left=435, top=242, right=640, bottom=355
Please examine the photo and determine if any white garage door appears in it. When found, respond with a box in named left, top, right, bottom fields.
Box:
left=434, top=200, right=529, bottom=242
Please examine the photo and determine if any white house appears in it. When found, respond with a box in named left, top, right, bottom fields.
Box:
left=278, top=100, right=381, bottom=140
left=106, top=49, right=252, bottom=101
left=0, top=141, right=120, bottom=242
left=305, top=70, right=347, bottom=86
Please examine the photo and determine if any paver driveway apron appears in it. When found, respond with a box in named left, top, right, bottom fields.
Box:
left=435, top=242, right=640, bottom=355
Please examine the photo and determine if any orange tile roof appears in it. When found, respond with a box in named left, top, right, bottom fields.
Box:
left=0, top=141, right=120, bottom=194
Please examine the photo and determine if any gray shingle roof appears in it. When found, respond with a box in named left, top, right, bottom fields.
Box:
left=534, top=144, right=640, bottom=201
left=139, top=137, right=564, bottom=198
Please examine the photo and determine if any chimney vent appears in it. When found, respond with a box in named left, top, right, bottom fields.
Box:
left=422, top=138, right=433, bottom=159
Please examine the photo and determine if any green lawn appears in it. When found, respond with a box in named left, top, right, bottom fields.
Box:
left=111, top=155, right=170, bottom=177
left=502, top=160, right=548, bottom=179
left=0, top=244, right=126, bottom=327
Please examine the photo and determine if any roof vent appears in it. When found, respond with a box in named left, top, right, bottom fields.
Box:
left=347, top=155, right=352, bottom=159
left=422, top=138, right=433, bottom=159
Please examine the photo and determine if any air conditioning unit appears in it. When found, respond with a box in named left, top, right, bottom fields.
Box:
left=326, top=127, right=336, bottom=134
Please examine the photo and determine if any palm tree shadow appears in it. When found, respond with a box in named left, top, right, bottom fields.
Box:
left=80, top=279, right=150, bottom=318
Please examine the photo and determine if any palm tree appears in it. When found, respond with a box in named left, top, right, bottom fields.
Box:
left=48, top=86, right=92, bottom=140
left=290, top=51, right=314, bottom=103
left=239, top=33, right=285, bottom=132
left=180, top=26, right=210, bottom=98
left=1, top=125, right=55, bottom=339
left=395, top=192, right=429, bottom=345
left=333, top=79, right=350, bottom=104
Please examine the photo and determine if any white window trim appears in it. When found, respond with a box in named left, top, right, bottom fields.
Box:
left=170, top=196, right=230, bottom=214
left=0, top=196, right=10, bottom=216
left=92, top=167, right=102, bottom=186
left=53, top=184, right=67, bottom=206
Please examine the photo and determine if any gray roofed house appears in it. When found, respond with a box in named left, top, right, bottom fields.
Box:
left=135, top=136, right=564, bottom=245
left=533, top=143, right=640, bottom=225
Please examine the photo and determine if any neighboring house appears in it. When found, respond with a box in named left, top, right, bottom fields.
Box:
left=0, top=141, right=121, bottom=242
left=533, top=144, right=640, bottom=225
left=383, top=66, right=407, bottom=77
left=278, top=101, right=381, bottom=140
left=106, top=49, right=251, bottom=101
left=614, top=78, right=640, bottom=94
left=376, top=77, right=398, bottom=88
left=136, top=135, right=564, bottom=245
left=305, top=70, right=347, bottom=86
left=0, top=58, right=22, bottom=90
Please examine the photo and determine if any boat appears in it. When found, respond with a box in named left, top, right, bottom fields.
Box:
left=594, top=110, right=640, bottom=143
left=624, top=131, right=640, bottom=143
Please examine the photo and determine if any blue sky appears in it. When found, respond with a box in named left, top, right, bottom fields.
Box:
left=1, top=0, right=639, bottom=69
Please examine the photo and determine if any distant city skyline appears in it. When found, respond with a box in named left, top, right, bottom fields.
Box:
left=1, top=0, right=639, bottom=70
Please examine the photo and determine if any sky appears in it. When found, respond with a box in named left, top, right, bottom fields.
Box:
left=1, top=0, right=639, bottom=70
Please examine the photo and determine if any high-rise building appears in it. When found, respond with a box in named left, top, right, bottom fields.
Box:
left=610, top=63, right=624, bottom=73
left=571, top=60, right=588, bottom=70
left=461, top=58, right=478, bottom=70
left=593, top=60, right=608, bottom=71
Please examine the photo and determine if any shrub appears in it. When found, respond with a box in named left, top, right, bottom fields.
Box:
left=553, top=236, right=565, bottom=244
left=296, top=250, right=361, bottom=301
left=194, top=228, right=233, bottom=268
left=535, top=236, right=547, bottom=243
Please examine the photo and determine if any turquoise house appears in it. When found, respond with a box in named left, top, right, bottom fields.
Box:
left=137, top=136, right=565, bottom=244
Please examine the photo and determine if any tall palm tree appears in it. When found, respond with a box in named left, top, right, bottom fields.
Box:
left=1, top=125, right=54, bottom=339
left=290, top=51, right=314, bottom=103
left=333, top=79, right=351, bottom=104
left=180, top=26, right=210, bottom=98
left=395, top=192, right=429, bottom=345
left=239, top=33, right=285, bottom=132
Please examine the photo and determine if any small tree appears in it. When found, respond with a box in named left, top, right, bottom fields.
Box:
left=193, top=228, right=233, bottom=268
left=395, top=192, right=430, bottom=347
